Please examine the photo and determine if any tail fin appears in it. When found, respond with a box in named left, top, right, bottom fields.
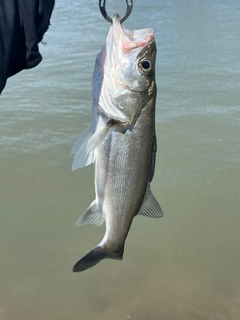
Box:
left=72, top=246, right=124, bottom=272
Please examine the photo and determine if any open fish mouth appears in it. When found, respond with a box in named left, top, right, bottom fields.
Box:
left=107, top=14, right=155, bottom=56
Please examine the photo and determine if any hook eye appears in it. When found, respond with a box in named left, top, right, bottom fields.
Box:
left=99, top=0, right=133, bottom=24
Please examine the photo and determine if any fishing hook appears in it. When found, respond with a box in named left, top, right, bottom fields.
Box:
left=99, top=0, right=133, bottom=24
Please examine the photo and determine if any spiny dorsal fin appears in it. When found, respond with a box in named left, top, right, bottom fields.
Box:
left=76, top=200, right=104, bottom=227
left=137, top=186, right=164, bottom=218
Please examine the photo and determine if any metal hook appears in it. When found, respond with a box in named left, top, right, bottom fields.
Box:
left=99, top=0, right=133, bottom=24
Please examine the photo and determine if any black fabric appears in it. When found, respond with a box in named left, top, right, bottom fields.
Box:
left=0, top=0, right=55, bottom=94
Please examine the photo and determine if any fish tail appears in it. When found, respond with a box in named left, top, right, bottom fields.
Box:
left=72, top=246, right=124, bottom=272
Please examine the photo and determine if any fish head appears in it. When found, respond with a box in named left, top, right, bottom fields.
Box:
left=95, top=15, right=157, bottom=123
left=108, top=15, right=157, bottom=91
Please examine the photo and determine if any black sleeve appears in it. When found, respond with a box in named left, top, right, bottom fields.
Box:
left=0, top=0, right=55, bottom=94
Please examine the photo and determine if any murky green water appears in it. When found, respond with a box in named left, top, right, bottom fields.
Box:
left=0, top=0, right=240, bottom=319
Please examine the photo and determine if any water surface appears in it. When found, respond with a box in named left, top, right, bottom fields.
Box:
left=0, top=0, right=240, bottom=319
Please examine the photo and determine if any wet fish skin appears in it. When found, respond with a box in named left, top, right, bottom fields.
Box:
left=72, top=17, right=163, bottom=272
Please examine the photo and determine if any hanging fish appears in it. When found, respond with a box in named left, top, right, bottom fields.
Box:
left=71, top=14, right=163, bottom=272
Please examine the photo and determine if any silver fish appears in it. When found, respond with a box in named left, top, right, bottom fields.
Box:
left=71, top=15, right=163, bottom=272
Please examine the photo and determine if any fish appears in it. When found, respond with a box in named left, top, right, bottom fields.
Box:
left=71, top=15, right=163, bottom=272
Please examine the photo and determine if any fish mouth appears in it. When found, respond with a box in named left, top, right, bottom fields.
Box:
left=106, top=14, right=155, bottom=55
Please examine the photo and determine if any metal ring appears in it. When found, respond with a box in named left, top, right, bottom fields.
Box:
left=99, top=0, right=133, bottom=24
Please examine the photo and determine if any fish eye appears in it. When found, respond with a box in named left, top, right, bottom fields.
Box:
left=139, top=59, right=152, bottom=73
left=142, top=60, right=150, bottom=69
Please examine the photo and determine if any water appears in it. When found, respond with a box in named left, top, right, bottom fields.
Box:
left=0, top=0, right=240, bottom=319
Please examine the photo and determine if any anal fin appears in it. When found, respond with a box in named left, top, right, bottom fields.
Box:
left=76, top=200, right=104, bottom=227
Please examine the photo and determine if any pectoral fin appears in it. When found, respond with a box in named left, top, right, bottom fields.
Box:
left=76, top=200, right=104, bottom=227
left=86, top=120, right=111, bottom=153
left=137, top=186, right=164, bottom=218
left=71, top=125, right=96, bottom=170
left=71, top=117, right=111, bottom=171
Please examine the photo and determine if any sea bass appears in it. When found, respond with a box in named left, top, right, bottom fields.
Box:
left=71, top=15, right=163, bottom=272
